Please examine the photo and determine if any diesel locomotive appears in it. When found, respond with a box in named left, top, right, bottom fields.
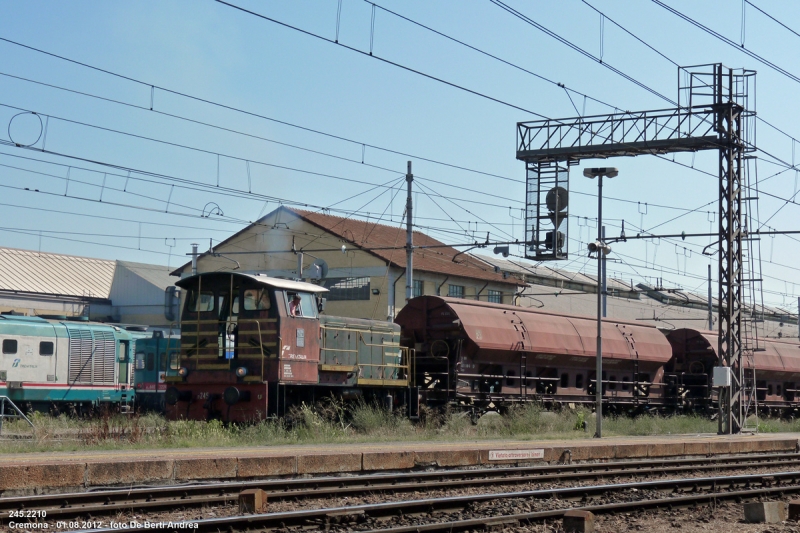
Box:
left=165, top=272, right=410, bottom=422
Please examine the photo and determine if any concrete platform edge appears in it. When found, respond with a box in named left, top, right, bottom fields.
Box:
left=1, top=436, right=798, bottom=492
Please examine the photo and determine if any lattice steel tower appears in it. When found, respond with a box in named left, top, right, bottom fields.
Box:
left=516, top=64, right=756, bottom=434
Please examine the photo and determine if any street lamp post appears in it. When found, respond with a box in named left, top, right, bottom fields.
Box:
left=583, top=167, right=618, bottom=438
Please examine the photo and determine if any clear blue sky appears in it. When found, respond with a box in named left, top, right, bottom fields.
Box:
left=0, top=0, right=799, bottom=311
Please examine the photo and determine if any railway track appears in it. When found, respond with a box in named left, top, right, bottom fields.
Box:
left=70, top=469, right=800, bottom=532
left=5, top=451, right=800, bottom=519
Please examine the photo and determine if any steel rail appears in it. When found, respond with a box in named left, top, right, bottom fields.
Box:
left=355, top=485, right=800, bottom=532
left=72, top=470, right=800, bottom=533
left=8, top=452, right=800, bottom=518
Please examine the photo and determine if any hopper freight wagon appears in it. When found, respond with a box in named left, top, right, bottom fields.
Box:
left=396, top=296, right=673, bottom=415
left=665, top=328, right=800, bottom=417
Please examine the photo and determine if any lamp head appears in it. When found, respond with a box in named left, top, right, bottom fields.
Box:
left=583, top=167, right=619, bottom=179
left=493, top=245, right=510, bottom=258
left=588, top=241, right=612, bottom=255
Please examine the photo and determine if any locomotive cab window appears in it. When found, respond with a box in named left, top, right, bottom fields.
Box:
left=146, top=352, right=155, bottom=372
left=622, top=376, right=630, bottom=391
left=186, top=290, right=214, bottom=313
left=169, top=351, right=179, bottom=371
left=135, top=351, right=145, bottom=370
left=39, top=341, right=54, bottom=356
left=609, top=376, right=617, bottom=390
left=2, top=339, right=17, bottom=354
left=285, top=291, right=317, bottom=318
left=560, top=373, right=568, bottom=389
left=243, top=288, right=271, bottom=311
left=575, top=374, right=584, bottom=389
left=159, top=352, right=167, bottom=371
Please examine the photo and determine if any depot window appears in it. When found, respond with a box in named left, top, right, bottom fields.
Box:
left=413, top=279, right=424, bottom=298
left=323, top=277, right=370, bottom=301
left=2, top=339, right=17, bottom=354
left=488, top=290, right=502, bottom=304
left=448, top=285, right=465, bottom=298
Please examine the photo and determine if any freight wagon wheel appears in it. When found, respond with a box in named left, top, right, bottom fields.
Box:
left=430, top=340, right=450, bottom=358
left=688, top=361, right=705, bottom=374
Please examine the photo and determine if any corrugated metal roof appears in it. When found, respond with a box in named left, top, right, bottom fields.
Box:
left=116, top=261, right=175, bottom=290
left=0, top=247, right=116, bottom=299
left=478, top=254, right=636, bottom=292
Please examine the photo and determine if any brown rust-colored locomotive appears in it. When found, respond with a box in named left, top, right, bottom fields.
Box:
left=165, top=272, right=410, bottom=422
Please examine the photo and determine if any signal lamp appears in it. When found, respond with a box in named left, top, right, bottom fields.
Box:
left=178, top=366, right=189, bottom=377
left=236, top=366, right=248, bottom=377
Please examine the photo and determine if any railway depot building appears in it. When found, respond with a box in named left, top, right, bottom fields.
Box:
left=0, top=247, right=177, bottom=325
left=172, top=206, right=519, bottom=320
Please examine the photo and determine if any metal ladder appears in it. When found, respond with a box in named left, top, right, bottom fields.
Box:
left=739, top=157, right=763, bottom=433
left=618, top=326, right=641, bottom=407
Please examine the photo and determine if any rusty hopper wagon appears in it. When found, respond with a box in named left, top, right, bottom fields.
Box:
left=395, top=296, right=674, bottom=414
left=165, top=272, right=411, bottom=422
left=666, top=328, right=800, bottom=416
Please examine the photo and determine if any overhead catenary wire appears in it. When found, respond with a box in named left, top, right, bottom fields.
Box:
left=744, top=0, right=800, bottom=41
left=207, top=0, right=800, bottom=230
left=651, top=0, right=800, bottom=85
left=1, top=36, right=797, bottom=224
left=0, top=37, right=519, bottom=184
left=488, top=0, right=677, bottom=106
left=4, top=8, right=800, bottom=298
left=364, top=0, right=619, bottom=113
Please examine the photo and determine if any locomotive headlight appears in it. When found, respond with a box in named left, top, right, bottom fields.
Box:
left=235, top=366, right=248, bottom=377
left=178, top=366, right=189, bottom=378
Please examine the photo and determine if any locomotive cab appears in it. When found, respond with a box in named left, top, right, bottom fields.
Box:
left=165, top=272, right=328, bottom=422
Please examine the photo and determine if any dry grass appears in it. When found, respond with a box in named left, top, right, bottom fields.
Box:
left=0, top=402, right=776, bottom=453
